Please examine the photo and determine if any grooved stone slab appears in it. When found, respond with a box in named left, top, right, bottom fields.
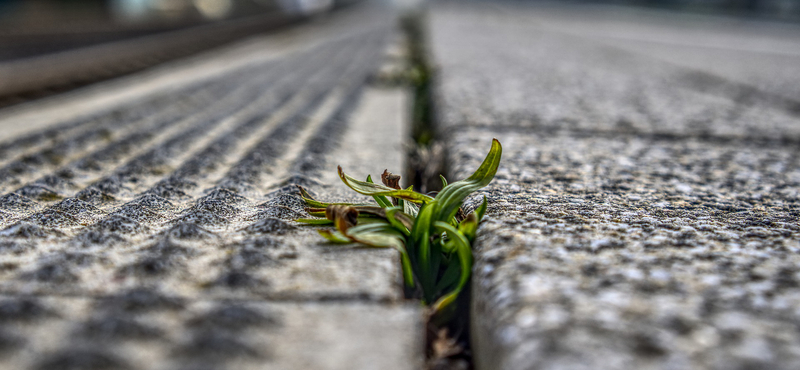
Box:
left=0, top=6, right=422, bottom=370
left=0, top=295, right=419, bottom=370
left=430, top=3, right=800, bottom=370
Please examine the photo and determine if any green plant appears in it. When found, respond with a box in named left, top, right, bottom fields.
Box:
left=297, top=139, right=502, bottom=312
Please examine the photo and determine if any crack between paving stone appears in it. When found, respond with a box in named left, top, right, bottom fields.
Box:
left=400, top=11, right=474, bottom=370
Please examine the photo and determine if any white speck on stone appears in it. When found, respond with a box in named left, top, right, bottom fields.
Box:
left=734, top=337, right=774, bottom=363
left=519, top=276, right=555, bottom=301
left=650, top=269, right=671, bottom=282
left=516, top=309, right=537, bottom=328
left=622, top=268, right=645, bottom=281
left=714, top=311, right=750, bottom=333
left=676, top=183, right=693, bottom=193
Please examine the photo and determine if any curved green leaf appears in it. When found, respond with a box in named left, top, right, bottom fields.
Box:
left=298, top=186, right=372, bottom=208
left=411, top=204, right=436, bottom=302
left=458, top=213, right=479, bottom=242
left=432, top=221, right=473, bottom=313
left=318, top=229, right=352, bottom=243
left=434, top=258, right=460, bottom=293
left=344, top=224, right=415, bottom=288
left=367, top=175, right=393, bottom=208
left=385, top=207, right=412, bottom=235
left=339, top=166, right=433, bottom=204
left=476, top=195, right=488, bottom=222
left=434, top=139, right=502, bottom=222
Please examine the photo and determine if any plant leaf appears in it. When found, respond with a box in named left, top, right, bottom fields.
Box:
left=298, top=186, right=371, bottom=208
left=411, top=203, right=436, bottom=302
left=385, top=207, right=412, bottom=235
left=403, top=199, right=420, bottom=218
left=346, top=225, right=406, bottom=249
left=458, top=213, right=479, bottom=242
left=432, top=221, right=473, bottom=313
left=434, top=139, right=502, bottom=223
left=344, top=224, right=415, bottom=288
left=367, top=175, right=393, bottom=208
left=296, top=218, right=334, bottom=225
left=305, top=139, right=501, bottom=313
left=441, top=239, right=457, bottom=254
left=326, top=205, right=359, bottom=233
left=434, top=259, right=461, bottom=294
left=318, top=229, right=352, bottom=243
left=339, top=166, right=433, bottom=204
left=476, top=195, right=488, bottom=222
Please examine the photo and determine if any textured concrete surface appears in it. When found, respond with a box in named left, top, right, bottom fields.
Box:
left=430, top=3, right=800, bottom=370
left=431, top=5, right=800, bottom=141
left=514, top=3, right=800, bottom=102
left=0, top=6, right=422, bottom=370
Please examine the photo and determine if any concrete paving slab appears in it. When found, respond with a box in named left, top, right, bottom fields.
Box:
left=0, top=295, right=421, bottom=370
left=430, top=4, right=800, bottom=141
left=0, top=6, right=423, bottom=369
left=504, top=2, right=800, bottom=101
left=430, top=3, right=800, bottom=370
left=452, top=128, right=800, bottom=370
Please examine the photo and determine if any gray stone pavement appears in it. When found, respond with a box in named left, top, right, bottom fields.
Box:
left=0, top=6, right=422, bottom=370
left=429, top=2, right=800, bottom=370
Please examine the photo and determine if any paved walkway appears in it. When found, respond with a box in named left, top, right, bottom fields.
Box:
left=0, top=6, right=421, bottom=370
left=429, top=2, right=800, bottom=369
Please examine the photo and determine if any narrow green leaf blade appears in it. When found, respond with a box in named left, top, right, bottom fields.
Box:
left=318, top=229, right=352, bottom=244
left=432, top=221, right=473, bottom=312
left=411, top=203, right=437, bottom=302
left=298, top=186, right=372, bottom=208
left=339, top=166, right=433, bottom=204
left=458, top=213, right=479, bottom=242
left=344, top=225, right=415, bottom=288
left=476, top=195, right=488, bottom=222
left=385, top=207, right=412, bottom=235
left=367, top=175, right=393, bottom=208
left=296, top=218, right=334, bottom=225
left=434, top=260, right=461, bottom=293
left=434, top=139, right=502, bottom=222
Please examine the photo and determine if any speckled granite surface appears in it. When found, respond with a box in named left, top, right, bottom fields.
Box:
left=430, top=3, right=800, bottom=370
left=0, top=7, right=422, bottom=370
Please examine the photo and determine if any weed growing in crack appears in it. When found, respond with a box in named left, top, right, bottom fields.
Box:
left=296, top=139, right=502, bottom=314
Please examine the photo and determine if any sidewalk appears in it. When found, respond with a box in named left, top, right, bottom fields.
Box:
left=429, top=3, right=800, bottom=369
left=0, top=6, right=422, bottom=370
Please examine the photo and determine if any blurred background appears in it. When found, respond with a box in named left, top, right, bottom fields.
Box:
left=0, top=0, right=358, bottom=107
left=5, top=0, right=798, bottom=27
left=0, top=0, right=336, bottom=63
left=0, top=0, right=797, bottom=108
left=0, top=0, right=330, bottom=25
